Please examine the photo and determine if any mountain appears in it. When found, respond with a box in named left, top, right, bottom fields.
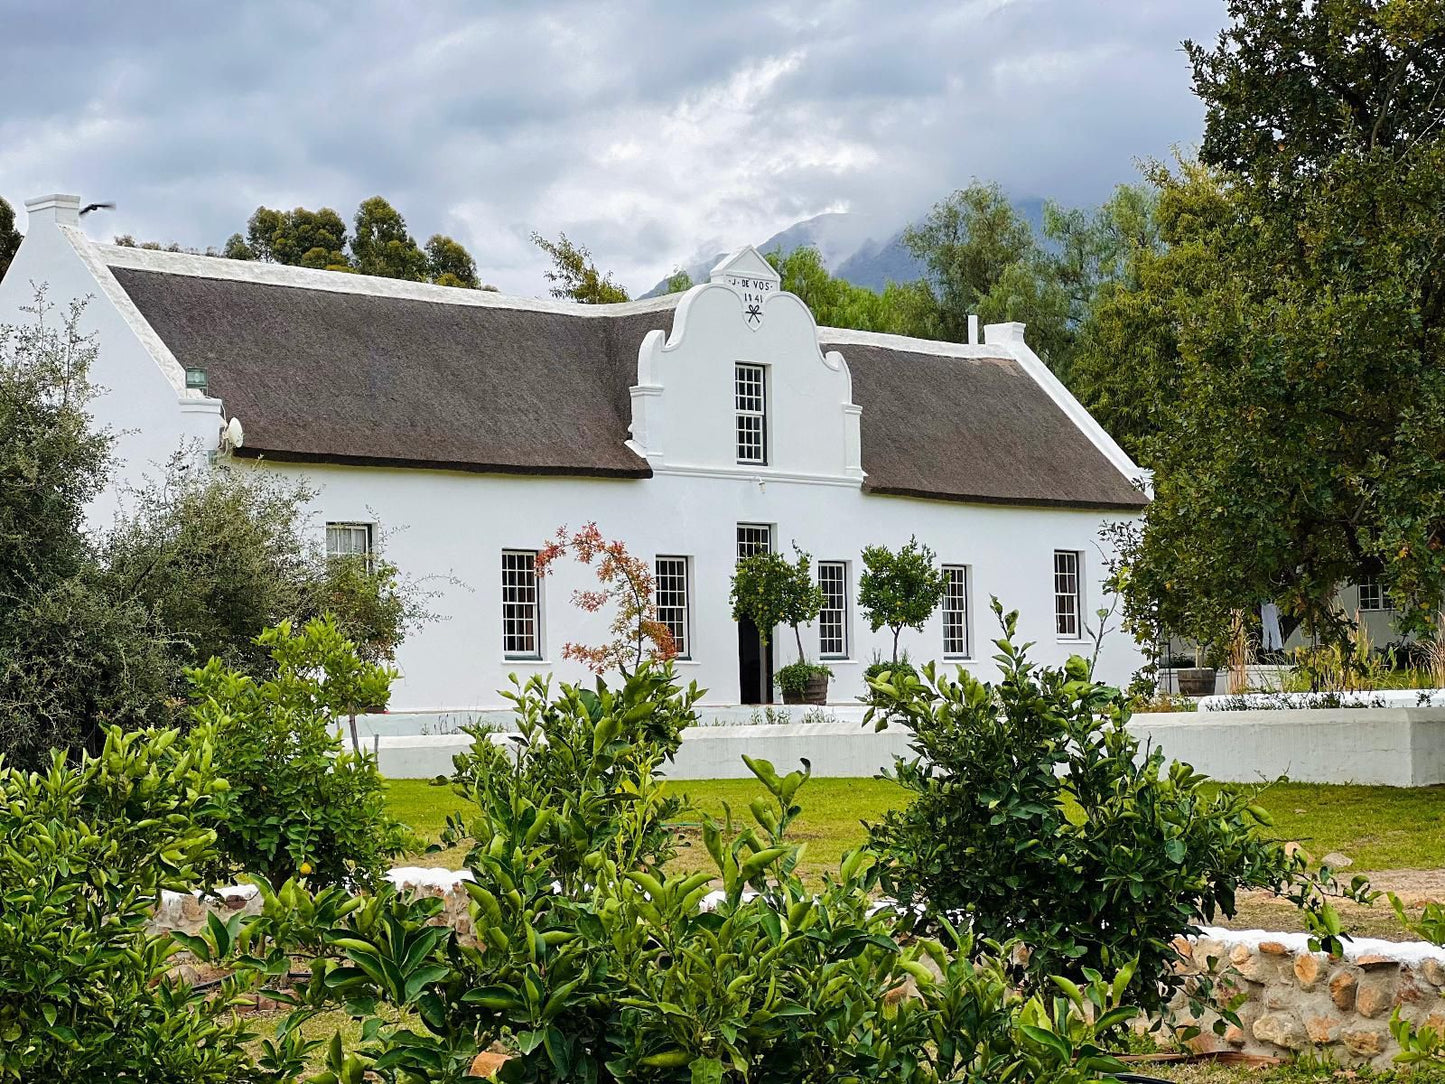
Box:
left=641, top=198, right=1050, bottom=298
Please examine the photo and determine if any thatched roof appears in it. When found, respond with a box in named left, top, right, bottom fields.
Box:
left=828, top=338, right=1146, bottom=510
left=109, top=263, right=1145, bottom=509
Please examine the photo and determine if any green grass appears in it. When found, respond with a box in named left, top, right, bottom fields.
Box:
left=385, top=777, right=1445, bottom=875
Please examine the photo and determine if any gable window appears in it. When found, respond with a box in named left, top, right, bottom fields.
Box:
left=1359, top=574, right=1390, bottom=612
left=326, top=522, right=373, bottom=570
left=817, top=561, right=849, bottom=658
left=1054, top=550, right=1083, bottom=639
left=736, top=523, right=772, bottom=560
left=735, top=363, right=767, bottom=465
left=655, top=556, right=691, bottom=658
left=942, top=565, right=970, bottom=657
left=501, top=550, right=542, bottom=658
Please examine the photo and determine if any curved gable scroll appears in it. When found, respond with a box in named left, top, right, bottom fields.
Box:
left=629, top=246, right=862, bottom=484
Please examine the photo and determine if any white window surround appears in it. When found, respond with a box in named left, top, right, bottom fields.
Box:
left=1054, top=550, right=1084, bottom=640
left=736, top=523, right=772, bottom=560
left=501, top=550, right=543, bottom=659
left=655, top=556, right=691, bottom=658
left=818, top=561, right=849, bottom=659
left=735, top=362, right=767, bottom=465
left=942, top=564, right=970, bottom=658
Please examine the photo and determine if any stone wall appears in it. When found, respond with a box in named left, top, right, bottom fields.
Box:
left=1171, top=927, right=1445, bottom=1065
left=150, top=873, right=1445, bottom=1066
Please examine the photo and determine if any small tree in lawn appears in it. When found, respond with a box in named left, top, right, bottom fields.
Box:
left=859, top=535, right=948, bottom=664
left=730, top=544, right=827, bottom=672
left=535, top=522, right=676, bottom=676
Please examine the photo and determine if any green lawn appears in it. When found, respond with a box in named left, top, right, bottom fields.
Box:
left=385, top=776, right=1445, bottom=876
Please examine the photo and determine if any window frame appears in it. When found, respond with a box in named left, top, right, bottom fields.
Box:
left=501, top=549, right=544, bottom=659
left=1358, top=574, right=1390, bottom=613
left=817, top=560, right=850, bottom=660
left=734, top=362, right=768, bottom=466
left=1054, top=549, right=1084, bottom=640
left=736, top=523, right=773, bottom=560
left=942, top=564, right=971, bottom=658
left=654, top=555, right=692, bottom=659
left=326, top=521, right=375, bottom=571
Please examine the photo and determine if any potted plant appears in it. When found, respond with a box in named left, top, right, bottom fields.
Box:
left=1176, top=643, right=1217, bottom=697
left=775, top=660, right=833, bottom=705
left=730, top=544, right=829, bottom=704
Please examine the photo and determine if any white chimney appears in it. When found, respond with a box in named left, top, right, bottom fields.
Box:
left=967, top=314, right=979, bottom=345
left=25, top=193, right=82, bottom=229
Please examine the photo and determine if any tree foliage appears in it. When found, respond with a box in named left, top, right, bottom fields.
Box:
left=0, top=197, right=20, bottom=283
left=187, top=618, right=408, bottom=890
left=729, top=545, right=827, bottom=659
left=222, top=196, right=492, bottom=288
left=1096, top=0, right=1445, bottom=652
left=867, top=602, right=1369, bottom=1018
left=533, top=232, right=631, bottom=303
left=857, top=536, right=948, bottom=663
left=535, top=523, right=677, bottom=676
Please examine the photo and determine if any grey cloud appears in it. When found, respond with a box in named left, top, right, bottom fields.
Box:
left=1, top=0, right=1226, bottom=295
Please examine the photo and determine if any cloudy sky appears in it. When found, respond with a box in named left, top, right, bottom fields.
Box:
left=2, top=0, right=1225, bottom=295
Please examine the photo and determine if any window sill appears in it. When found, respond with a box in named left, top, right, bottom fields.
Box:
left=819, top=657, right=859, bottom=665
left=502, top=657, right=549, bottom=665
left=942, top=656, right=975, bottom=662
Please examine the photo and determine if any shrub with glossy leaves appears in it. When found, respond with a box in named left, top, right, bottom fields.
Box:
left=267, top=665, right=1136, bottom=1082
left=867, top=600, right=1364, bottom=1018
left=188, top=616, right=410, bottom=890
left=0, top=726, right=263, bottom=1082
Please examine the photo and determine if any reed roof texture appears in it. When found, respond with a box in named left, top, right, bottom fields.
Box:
left=111, top=265, right=1145, bottom=509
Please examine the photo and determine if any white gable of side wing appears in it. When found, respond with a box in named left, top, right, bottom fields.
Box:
left=628, top=245, right=862, bottom=486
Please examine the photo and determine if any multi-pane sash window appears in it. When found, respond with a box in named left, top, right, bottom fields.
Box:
left=817, top=561, right=848, bottom=658
left=1358, top=574, right=1389, bottom=612
left=501, top=550, right=542, bottom=657
left=942, top=565, right=970, bottom=657
left=1054, top=550, right=1082, bottom=639
left=655, top=557, right=690, bottom=658
left=735, top=363, right=767, bottom=464
left=736, top=523, right=772, bottom=560
left=326, top=522, right=373, bottom=570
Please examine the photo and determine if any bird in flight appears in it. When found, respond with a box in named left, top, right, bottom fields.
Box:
left=80, top=202, right=115, bottom=216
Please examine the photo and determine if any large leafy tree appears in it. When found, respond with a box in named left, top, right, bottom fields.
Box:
left=1104, top=0, right=1445, bottom=652
left=766, top=246, right=941, bottom=338
left=351, top=195, right=429, bottom=281
left=230, top=205, right=350, bottom=269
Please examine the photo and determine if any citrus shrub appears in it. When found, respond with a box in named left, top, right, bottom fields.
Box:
left=263, top=663, right=1136, bottom=1082
left=0, top=726, right=263, bottom=1082
left=187, top=616, right=410, bottom=890
left=866, top=599, right=1370, bottom=1022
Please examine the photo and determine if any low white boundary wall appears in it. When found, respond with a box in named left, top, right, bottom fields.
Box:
left=1130, top=708, right=1445, bottom=786
left=372, top=707, right=1445, bottom=786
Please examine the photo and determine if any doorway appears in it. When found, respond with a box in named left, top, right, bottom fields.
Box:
left=735, top=522, right=774, bottom=705
left=738, top=616, right=773, bottom=705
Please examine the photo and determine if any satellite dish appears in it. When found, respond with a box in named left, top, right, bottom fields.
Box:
left=222, top=416, right=245, bottom=451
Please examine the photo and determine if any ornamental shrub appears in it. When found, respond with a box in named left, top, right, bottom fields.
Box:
left=866, top=600, right=1363, bottom=1017
left=857, top=536, right=948, bottom=663
left=187, top=616, right=410, bottom=890
left=262, top=664, right=1136, bottom=1082
left=729, top=544, right=826, bottom=658
left=0, top=726, right=262, bottom=1082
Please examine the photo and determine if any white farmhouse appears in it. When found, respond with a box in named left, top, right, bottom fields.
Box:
left=1, top=194, right=1149, bottom=714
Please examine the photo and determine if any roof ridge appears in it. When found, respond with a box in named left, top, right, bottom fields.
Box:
left=95, top=242, right=684, bottom=318
left=818, top=325, right=1007, bottom=358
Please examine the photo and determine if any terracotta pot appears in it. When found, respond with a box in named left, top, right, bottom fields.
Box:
left=1176, top=667, right=1217, bottom=697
